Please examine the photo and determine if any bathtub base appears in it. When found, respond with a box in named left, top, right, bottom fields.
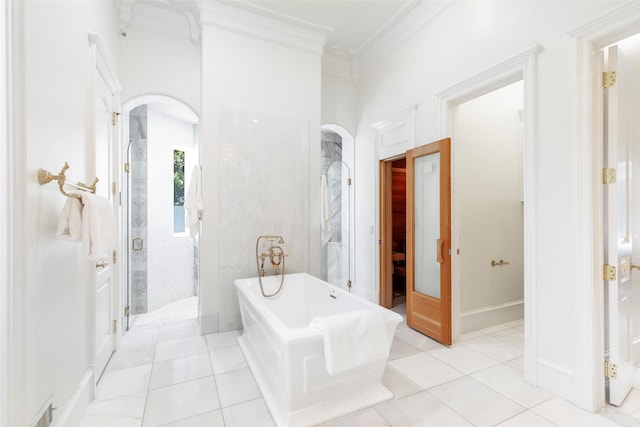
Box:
left=239, top=335, right=393, bottom=427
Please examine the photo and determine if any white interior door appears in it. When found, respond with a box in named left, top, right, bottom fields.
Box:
left=93, top=71, right=115, bottom=382
left=605, top=44, right=634, bottom=406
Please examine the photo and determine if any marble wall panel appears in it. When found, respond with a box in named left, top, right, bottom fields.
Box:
left=218, top=106, right=310, bottom=330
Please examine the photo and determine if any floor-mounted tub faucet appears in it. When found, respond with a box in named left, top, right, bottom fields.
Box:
left=255, top=235, right=287, bottom=297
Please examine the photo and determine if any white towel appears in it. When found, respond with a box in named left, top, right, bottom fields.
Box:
left=184, top=165, right=203, bottom=238
left=80, top=193, right=118, bottom=261
left=56, top=196, right=83, bottom=242
left=310, top=309, right=390, bottom=376
left=320, top=174, right=332, bottom=245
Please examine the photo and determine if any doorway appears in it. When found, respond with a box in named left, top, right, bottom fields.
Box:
left=121, top=96, right=201, bottom=330
left=380, top=82, right=524, bottom=345
left=320, top=124, right=355, bottom=292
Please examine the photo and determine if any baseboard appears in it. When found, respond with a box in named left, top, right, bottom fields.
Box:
left=460, top=300, right=524, bottom=333
left=537, top=357, right=575, bottom=403
left=55, top=369, right=94, bottom=427
left=199, top=312, right=219, bottom=335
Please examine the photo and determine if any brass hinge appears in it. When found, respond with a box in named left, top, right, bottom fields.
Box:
left=124, top=163, right=130, bottom=173
left=347, top=280, right=352, bottom=290
left=347, top=178, right=352, bottom=186
left=605, top=360, right=618, bottom=379
left=112, top=250, right=117, bottom=264
left=603, top=168, right=616, bottom=184
left=124, top=306, right=130, bottom=317
left=603, top=71, right=616, bottom=88
left=111, top=112, right=120, bottom=126
left=112, top=181, right=117, bottom=195
left=112, top=319, right=117, bottom=333
left=604, top=264, right=617, bottom=281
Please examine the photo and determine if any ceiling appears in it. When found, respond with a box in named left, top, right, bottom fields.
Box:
left=114, top=0, right=423, bottom=59
left=238, top=0, right=419, bottom=57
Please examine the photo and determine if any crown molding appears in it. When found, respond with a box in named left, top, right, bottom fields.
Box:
left=115, top=0, right=201, bottom=46
left=357, top=0, right=456, bottom=75
left=322, top=54, right=358, bottom=80
left=199, top=0, right=331, bottom=55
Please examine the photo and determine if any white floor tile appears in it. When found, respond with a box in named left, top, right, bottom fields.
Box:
left=150, top=353, right=213, bottom=389
left=80, top=392, right=146, bottom=427
left=381, top=366, right=421, bottom=401
left=506, top=356, right=524, bottom=372
left=504, top=318, right=525, bottom=329
left=222, top=398, right=276, bottom=427
left=489, top=328, right=525, bottom=349
left=210, top=346, right=248, bottom=374
left=95, top=365, right=152, bottom=401
left=120, top=326, right=159, bottom=348
left=428, top=345, right=500, bottom=375
left=460, top=335, right=523, bottom=362
left=143, top=376, right=220, bottom=426
left=206, top=330, right=241, bottom=351
left=387, top=336, right=421, bottom=361
left=388, top=352, right=464, bottom=389
left=478, top=324, right=511, bottom=334
left=157, top=410, right=225, bottom=427
left=428, top=376, right=525, bottom=427
left=106, top=343, right=156, bottom=372
left=459, top=330, right=485, bottom=342
left=157, top=319, right=201, bottom=342
left=395, top=329, right=445, bottom=352
left=495, top=410, right=556, bottom=426
left=532, top=397, right=622, bottom=427
left=215, top=367, right=261, bottom=408
left=470, top=364, right=553, bottom=408
left=321, top=408, right=390, bottom=426
left=375, top=391, right=473, bottom=427
left=154, top=336, right=208, bottom=362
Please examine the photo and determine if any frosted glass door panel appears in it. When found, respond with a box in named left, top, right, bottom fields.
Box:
left=414, top=153, right=441, bottom=299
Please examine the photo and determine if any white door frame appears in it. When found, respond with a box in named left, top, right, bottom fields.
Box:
left=88, top=33, right=122, bottom=364
left=570, top=1, right=640, bottom=412
left=2, top=0, right=26, bottom=425
left=436, top=45, right=542, bottom=386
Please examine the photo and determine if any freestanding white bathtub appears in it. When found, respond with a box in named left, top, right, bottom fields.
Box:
left=234, top=273, right=402, bottom=427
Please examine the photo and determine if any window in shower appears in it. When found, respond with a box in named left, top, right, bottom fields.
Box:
left=174, top=149, right=185, bottom=233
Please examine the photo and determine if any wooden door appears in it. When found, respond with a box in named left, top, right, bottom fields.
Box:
left=406, top=138, right=452, bottom=345
left=604, top=44, right=634, bottom=406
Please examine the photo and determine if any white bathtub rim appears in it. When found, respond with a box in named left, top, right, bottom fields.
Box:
left=234, top=272, right=402, bottom=344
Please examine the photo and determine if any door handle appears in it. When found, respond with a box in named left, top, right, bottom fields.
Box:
left=132, top=238, right=143, bottom=252
left=96, top=262, right=108, bottom=268
left=437, top=239, right=444, bottom=264
left=631, top=263, right=640, bottom=272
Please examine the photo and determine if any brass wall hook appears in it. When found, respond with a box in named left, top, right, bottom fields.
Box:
left=38, top=162, right=98, bottom=200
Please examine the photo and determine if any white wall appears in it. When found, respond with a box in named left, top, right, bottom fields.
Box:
left=200, top=20, right=322, bottom=333
left=120, top=27, right=200, bottom=114
left=321, top=72, right=358, bottom=136
left=456, top=81, right=523, bottom=332
left=353, top=0, right=621, bottom=405
left=21, top=1, right=120, bottom=425
left=0, top=1, right=9, bottom=425
left=147, top=105, right=197, bottom=311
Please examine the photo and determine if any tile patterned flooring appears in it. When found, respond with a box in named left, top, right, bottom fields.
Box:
left=80, top=305, right=636, bottom=426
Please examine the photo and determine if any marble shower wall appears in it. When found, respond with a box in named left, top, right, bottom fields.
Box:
left=218, top=106, right=310, bottom=330
left=129, top=105, right=148, bottom=315
left=320, top=130, right=345, bottom=287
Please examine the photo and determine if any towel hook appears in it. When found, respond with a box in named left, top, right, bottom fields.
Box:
left=38, top=162, right=98, bottom=200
